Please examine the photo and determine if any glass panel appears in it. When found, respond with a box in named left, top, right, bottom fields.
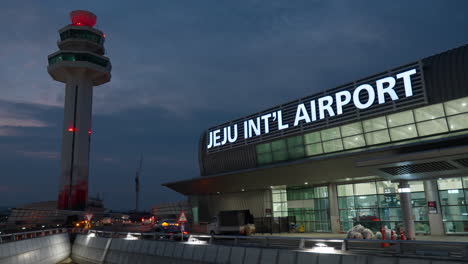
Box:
left=337, top=184, right=353, bottom=196
left=256, top=143, right=271, bottom=154
left=288, top=146, right=305, bottom=159
left=416, top=119, right=448, bottom=136
left=304, top=132, right=321, bottom=144
left=444, top=221, right=468, bottom=234
left=305, top=143, right=323, bottom=156
left=411, top=192, right=426, bottom=206
left=257, top=153, right=273, bottom=164
left=322, top=139, right=343, bottom=153
left=387, top=111, right=415, bottom=128
left=363, top=116, right=387, bottom=132
left=414, top=104, right=445, bottom=122
left=439, top=189, right=466, bottom=205
left=442, top=206, right=468, bottom=221
left=271, top=140, right=287, bottom=151
left=339, top=209, right=356, bottom=222
left=356, top=208, right=378, bottom=220
left=287, top=136, right=303, bottom=147
left=341, top=122, right=363, bottom=137
left=415, top=222, right=430, bottom=234
left=389, top=124, right=418, bottom=141
left=413, top=207, right=428, bottom=221
left=272, top=193, right=282, bottom=202
left=338, top=197, right=355, bottom=209
left=463, top=177, right=468, bottom=189
left=343, top=134, right=366, bottom=149
left=355, top=195, right=378, bottom=207
left=409, top=181, right=425, bottom=192
left=447, top=113, right=468, bottom=131
left=444, top=97, right=468, bottom=116
left=321, top=127, right=341, bottom=141
left=379, top=208, right=402, bottom=221
left=341, top=221, right=354, bottom=232
left=315, top=187, right=329, bottom=198
left=354, top=182, right=377, bottom=195
left=272, top=151, right=288, bottom=161
left=438, top=178, right=463, bottom=190
left=365, top=130, right=391, bottom=145
left=378, top=194, right=400, bottom=207
left=273, top=202, right=283, bottom=211
left=377, top=181, right=398, bottom=194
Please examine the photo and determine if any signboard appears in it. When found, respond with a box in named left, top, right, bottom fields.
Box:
left=84, top=213, right=93, bottom=221
left=177, top=210, right=188, bottom=223
left=428, top=201, right=438, bottom=214
left=205, top=63, right=426, bottom=153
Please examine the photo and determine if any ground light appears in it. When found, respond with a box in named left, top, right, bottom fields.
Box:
left=186, top=235, right=208, bottom=245
left=309, top=242, right=336, bottom=253
left=125, top=233, right=139, bottom=240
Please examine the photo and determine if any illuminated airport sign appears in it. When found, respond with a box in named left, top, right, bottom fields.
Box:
left=207, top=67, right=424, bottom=150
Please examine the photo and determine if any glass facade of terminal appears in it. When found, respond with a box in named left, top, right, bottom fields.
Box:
left=256, top=97, right=468, bottom=166
left=337, top=181, right=429, bottom=234
left=272, top=186, right=330, bottom=232
left=437, top=177, right=468, bottom=234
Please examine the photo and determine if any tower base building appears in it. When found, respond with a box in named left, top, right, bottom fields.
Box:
left=164, top=44, right=468, bottom=236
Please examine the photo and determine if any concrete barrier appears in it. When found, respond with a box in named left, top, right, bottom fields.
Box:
left=71, top=234, right=466, bottom=264
left=0, top=233, right=70, bottom=264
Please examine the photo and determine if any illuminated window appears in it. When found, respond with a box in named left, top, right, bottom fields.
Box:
left=389, top=124, right=418, bottom=141
left=321, top=127, right=341, bottom=141
left=342, top=134, right=366, bottom=149
left=387, top=110, right=415, bottom=128
left=448, top=113, right=468, bottom=131
left=304, top=132, right=321, bottom=144
left=416, top=119, right=448, bottom=136
left=322, top=139, right=343, bottom=153
left=444, top=97, right=468, bottom=116
left=414, top=104, right=445, bottom=122
left=305, top=143, right=323, bottom=156
left=363, top=116, right=387, bottom=132
left=365, top=130, right=391, bottom=145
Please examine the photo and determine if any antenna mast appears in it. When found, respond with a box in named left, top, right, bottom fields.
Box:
left=135, top=154, right=143, bottom=212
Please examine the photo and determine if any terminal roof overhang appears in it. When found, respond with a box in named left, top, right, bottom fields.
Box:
left=163, top=134, right=468, bottom=196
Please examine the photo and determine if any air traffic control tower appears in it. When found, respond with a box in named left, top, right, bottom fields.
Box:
left=47, top=11, right=111, bottom=210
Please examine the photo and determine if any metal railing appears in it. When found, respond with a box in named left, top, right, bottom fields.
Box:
left=77, top=229, right=468, bottom=261
left=0, top=228, right=68, bottom=244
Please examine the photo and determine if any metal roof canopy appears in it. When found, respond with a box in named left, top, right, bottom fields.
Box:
left=164, top=134, right=468, bottom=195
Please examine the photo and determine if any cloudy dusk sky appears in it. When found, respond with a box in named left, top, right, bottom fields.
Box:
left=1, top=0, right=468, bottom=210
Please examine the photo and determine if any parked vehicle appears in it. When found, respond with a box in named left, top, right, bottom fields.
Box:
left=207, top=210, right=255, bottom=235
left=152, top=219, right=189, bottom=240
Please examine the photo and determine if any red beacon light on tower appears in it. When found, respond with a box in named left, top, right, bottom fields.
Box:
left=70, top=10, right=97, bottom=27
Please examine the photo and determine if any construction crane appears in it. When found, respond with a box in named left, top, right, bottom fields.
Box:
left=135, top=154, right=143, bottom=212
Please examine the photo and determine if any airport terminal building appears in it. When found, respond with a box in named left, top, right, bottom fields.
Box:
left=164, top=44, right=468, bottom=235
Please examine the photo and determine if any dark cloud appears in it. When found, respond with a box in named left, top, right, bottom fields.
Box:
left=1, top=0, right=468, bottom=210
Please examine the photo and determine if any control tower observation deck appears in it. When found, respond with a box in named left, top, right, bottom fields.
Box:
left=47, top=10, right=111, bottom=210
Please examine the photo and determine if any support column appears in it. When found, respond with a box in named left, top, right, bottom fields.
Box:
left=328, top=184, right=341, bottom=233
left=399, top=181, right=416, bottom=240
left=424, top=179, right=444, bottom=235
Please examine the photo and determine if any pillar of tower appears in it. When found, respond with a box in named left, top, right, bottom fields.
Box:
left=48, top=10, right=111, bottom=211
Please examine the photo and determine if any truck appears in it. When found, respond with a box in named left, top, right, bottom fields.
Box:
left=207, top=210, right=255, bottom=235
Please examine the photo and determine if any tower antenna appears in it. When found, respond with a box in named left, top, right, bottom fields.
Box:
left=135, top=154, right=143, bottom=212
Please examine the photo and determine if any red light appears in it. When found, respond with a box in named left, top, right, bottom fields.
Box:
left=68, top=126, right=76, bottom=132
left=88, top=130, right=92, bottom=135
left=70, top=10, right=97, bottom=27
left=103, top=33, right=106, bottom=38
left=183, top=231, right=189, bottom=235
